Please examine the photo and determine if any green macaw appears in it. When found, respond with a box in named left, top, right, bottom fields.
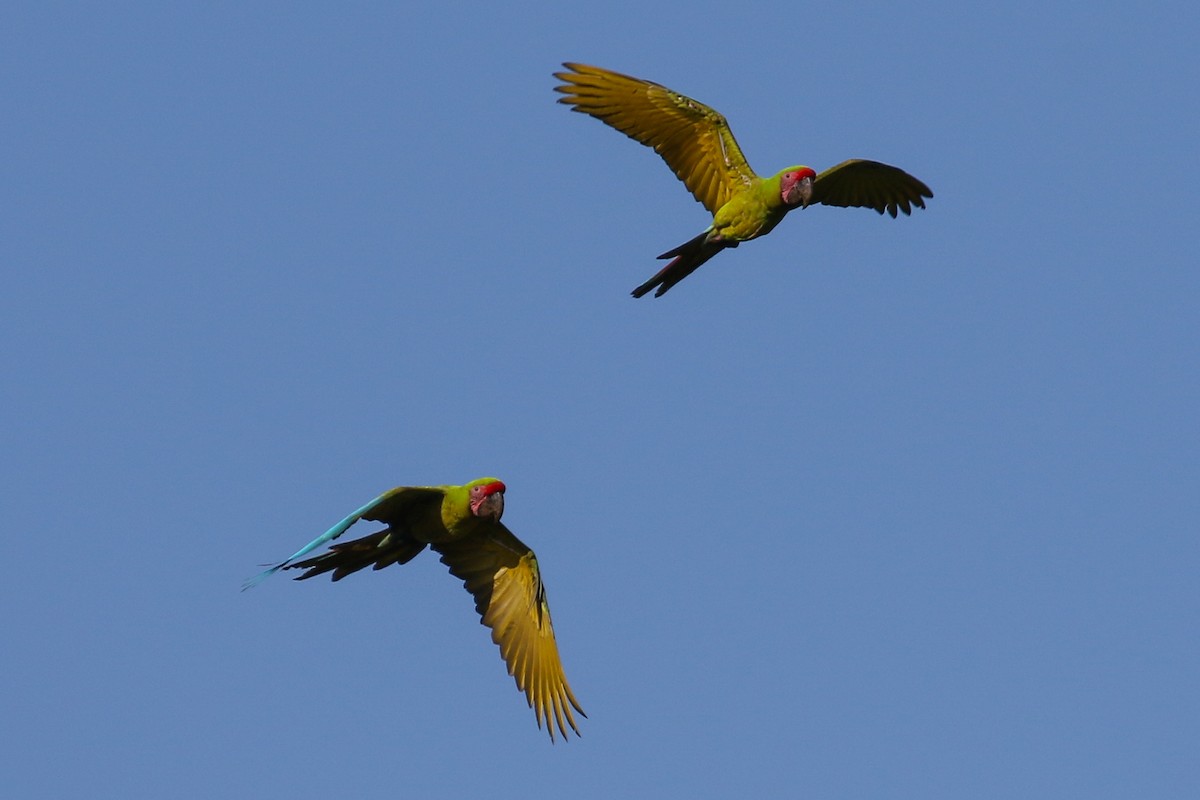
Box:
left=244, top=477, right=585, bottom=741
left=554, top=63, right=933, bottom=297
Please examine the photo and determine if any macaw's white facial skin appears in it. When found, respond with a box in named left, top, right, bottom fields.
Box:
left=780, top=167, right=816, bottom=208
left=469, top=480, right=506, bottom=522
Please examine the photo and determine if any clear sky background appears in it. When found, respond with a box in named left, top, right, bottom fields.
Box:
left=3, top=3, right=1197, bottom=798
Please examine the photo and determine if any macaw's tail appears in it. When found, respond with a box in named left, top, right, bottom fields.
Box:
left=285, top=527, right=428, bottom=582
left=632, top=230, right=728, bottom=298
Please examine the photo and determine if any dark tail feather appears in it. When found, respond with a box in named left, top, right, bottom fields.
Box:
left=631, top=231, right=725, bottom=298
left=285, top=527, right=427, bottom=582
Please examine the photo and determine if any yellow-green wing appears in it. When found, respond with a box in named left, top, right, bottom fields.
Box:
left=432, top=525, right=585, bottom=741
left=811, top=159, right=933, bottom=218
left=554, top=62, right=758, bottom=215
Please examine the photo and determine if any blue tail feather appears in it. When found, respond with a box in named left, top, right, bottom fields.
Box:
left=241, top=495, right=384, bottom=590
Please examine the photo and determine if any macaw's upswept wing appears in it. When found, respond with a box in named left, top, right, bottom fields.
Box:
left=242, top=478, right=585, bottom=741
left=433, top=526, right=585, bottom=741
left=554, top=61, right=757, bottom=215
left=553, top=61, right=934, bottom=298
left=811, top=159, right=932, bottom=218
left=240, top=486, right=445, bottom=589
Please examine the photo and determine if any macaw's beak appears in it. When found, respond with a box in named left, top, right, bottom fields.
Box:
left=792, top=175, right=814, bottom=208
left=472, top=484, right=505, bottom=522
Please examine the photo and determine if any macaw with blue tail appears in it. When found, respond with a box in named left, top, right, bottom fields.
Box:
left=244, top=477, right=585, bottom=741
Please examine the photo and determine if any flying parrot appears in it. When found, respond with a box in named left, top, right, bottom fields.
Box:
left=553, top=62, right=934, bottom=297
left=243, top=477, right=585, bottom=741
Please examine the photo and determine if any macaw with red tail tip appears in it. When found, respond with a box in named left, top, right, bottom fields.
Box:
left=244, top=477, right=585, bottom=741
left=554, top=62, right=933, bottom=297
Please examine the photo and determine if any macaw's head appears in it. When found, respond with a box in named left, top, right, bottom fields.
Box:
left=468, top=478, right=506, bottom=522
left=780, top=167, right=816, bottom=208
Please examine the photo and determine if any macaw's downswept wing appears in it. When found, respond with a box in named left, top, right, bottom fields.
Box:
left=433, top=526, right=586, bottom=742
left=554, top=62, right=757, bottom=215
left=810, top=159, right=934, bottom=218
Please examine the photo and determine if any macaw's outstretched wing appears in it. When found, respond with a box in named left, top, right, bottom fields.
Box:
left=242, top=486, right=446, bottom=589
left=554, top=62, right=758, bottom=215
left=432, top=525, right=585, bottom=741
left=810, top=159, right=933, bottom=218
left=283, top=526, right=428, bottom=582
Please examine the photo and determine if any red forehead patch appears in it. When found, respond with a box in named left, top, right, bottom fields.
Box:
left=482, top=480, right=506, bottom=496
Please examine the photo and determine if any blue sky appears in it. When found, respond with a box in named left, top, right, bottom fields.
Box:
left=3, top=2, right=1197, bottom=797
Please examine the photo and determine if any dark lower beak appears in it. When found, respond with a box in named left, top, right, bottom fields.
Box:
left=477, top=492, right=504, bottom=522
left=798, top=175, right=813, bottom=208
